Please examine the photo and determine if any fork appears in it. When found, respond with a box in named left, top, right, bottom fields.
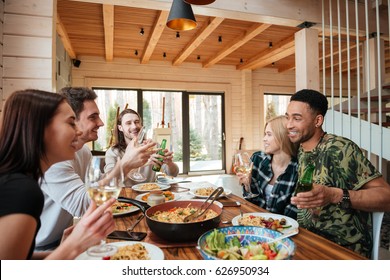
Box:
left=265, top=228, right=299, bottom=244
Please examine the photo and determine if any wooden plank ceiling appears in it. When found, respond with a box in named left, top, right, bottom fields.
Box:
left=57, top=0, right=387, bottom=74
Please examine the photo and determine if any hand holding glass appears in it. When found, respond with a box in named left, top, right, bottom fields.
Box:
left=234, top=152, right=258, bottom=199
left=85, top=156, right=124, bottom=257
left=128, top=127, right=147, bottom=182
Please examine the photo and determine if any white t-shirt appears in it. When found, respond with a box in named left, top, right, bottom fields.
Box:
left=35, top=145, right=92, bottom=250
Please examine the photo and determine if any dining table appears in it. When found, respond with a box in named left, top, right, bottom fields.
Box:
left=108, top=182, right=366, bottom=260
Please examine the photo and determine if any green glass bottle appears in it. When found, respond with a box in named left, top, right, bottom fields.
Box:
left=152, top=139, right=167, bottom=172
left=294, top=164, right=315, bottom=195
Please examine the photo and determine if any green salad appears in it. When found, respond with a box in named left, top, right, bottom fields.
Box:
left=203, top=229, right=288, bottom=260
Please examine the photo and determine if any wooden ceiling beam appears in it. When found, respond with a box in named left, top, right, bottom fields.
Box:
left=56, top=12, right=76, bottom=59
left=173, top=17, right=224, bottom=66
left=103, top=4, right=114, bottom=61
left=249, top=46, right=295, bottom=70
left=237, top=35, right=295, bottom=70
left=203, top=23, right=271, bottom=68
left=278, top=64, right=295, bottom=73
left=141, top=10, right=169, bottom=64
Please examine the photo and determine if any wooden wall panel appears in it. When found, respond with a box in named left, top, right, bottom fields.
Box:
left=3, top=57, right=52, bottom=79
left=2, top=0, right=55, bottom=102
left=4, top=13, right=52, bottom=37
left=5, top=0, right=53, bottom=17
left=3, top=78, right=52, bottom=98
left=3, top=35, right=52, bottom=58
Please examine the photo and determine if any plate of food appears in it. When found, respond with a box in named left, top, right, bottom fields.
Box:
left=131, top=182, right=170, bottom=192
left=135, top=191, right=180, bottom=203
left=189, top=186, right=232, bottom=199
left=231, top=212, right=299, bottom=233
left=76, top=241, right=164, bottom=260
left=112, top=201, right=139, bottom=216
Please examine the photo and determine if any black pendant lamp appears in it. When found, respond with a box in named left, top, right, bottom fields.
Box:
left=184, top=0, right=215, bottom=4
left=166, top=0, right=197, bottom=31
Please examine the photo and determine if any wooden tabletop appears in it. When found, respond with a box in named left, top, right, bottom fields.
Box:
left=108, top=183, right=366, bottom=260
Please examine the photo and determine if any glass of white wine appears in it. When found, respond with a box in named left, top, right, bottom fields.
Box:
left=85, top=155, right=124, bottom=257
left=234, top=152, right=258, bottom=199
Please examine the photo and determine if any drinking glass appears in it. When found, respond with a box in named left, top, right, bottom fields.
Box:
left=85, top=156, right=124, bottom=257
left=234, top=152, right=258, bottom=199
left=127, top=127, right=147, bottom=182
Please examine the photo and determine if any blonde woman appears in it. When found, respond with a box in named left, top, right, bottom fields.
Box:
left=238, top=115, right=298, bottom=219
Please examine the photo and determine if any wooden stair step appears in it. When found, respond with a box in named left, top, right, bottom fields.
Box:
left=360, top=95, right=390, bottom=102
left=373, top=121, right=390, bottom=127
left=339, top=107, right=390, bottom=114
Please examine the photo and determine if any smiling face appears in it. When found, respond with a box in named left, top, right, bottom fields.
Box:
left=118, top=113, right=142, bottom=143
left=44, top=101, right=82, bottom=165
left=263, top=123, right=281, bottom=155
left=285, top=101, right=318, bottom=145
left=75, top=100, right=104, bottom=147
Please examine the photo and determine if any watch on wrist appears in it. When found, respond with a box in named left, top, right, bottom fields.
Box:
left=337, top=189, right=351, bottom=209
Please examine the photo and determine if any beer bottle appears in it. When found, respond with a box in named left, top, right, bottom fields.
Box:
left=294, top=163, right=315, bottom=195
left=152, top=139, right=167, bottom=172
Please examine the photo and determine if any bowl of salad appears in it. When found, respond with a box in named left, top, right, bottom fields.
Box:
left=197, top=226, right=296, bottom=260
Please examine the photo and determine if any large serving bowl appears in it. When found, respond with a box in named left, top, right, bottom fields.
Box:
left=118, top=197, right=222, bottom=242
left=197, top=226, right=296, bottom=260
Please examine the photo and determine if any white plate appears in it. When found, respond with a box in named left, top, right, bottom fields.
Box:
left=131, top=182, right=171, bottom=192
left=112, top=201, right=139, bottom=217
left=189, top=187, right=232, bottom=199
left=231, top=212, right=299, bottom=233
left=135, top=191, right=181, bottom=203
left=76, top=241, right=164, bottom=260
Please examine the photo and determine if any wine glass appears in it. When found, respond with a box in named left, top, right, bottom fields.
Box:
left=127, top=127, right=147, bottom=182
left=234, top=152, right=258, bottom=199
left=85, top=155, right=124, bottom=257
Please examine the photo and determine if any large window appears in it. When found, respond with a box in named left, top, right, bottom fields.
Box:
left=93, top=88, right=225, bottom=175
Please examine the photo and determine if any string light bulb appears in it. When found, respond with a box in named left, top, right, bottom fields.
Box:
left=269, top=42, right=273, bottom=48
left=197, top=55, right=200, bottom=60
left=163, top=52, right=167, bottom=58
left=240, top=58, right=243, bottom=64
left=176, top=31, right=180, bottom=38
left=218, top=35, right=222, bottom=43
left=140, top=28, right=144, bottom=36
left=135, top=50, right=138, bottom=56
